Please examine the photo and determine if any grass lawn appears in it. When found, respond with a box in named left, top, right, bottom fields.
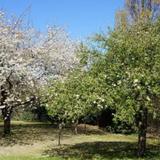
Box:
left=0, top=121, right=159, bottom=160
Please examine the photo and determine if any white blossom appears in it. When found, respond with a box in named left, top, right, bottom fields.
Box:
left=0, top=11, right=79, bottom=121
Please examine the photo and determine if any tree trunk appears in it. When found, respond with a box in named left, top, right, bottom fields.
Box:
left=2, top=108, right=12, bottom=135
left=58, top=123, right=62, bottom=146
left=74, top=120, right=78, bottom=135
left=84, top=122, right=87, bottom=134
left=4, top=115, right=11, bottom=135
left=137, top=107, right=148, bottom=157
left=1, top=76, right=13, bottom=136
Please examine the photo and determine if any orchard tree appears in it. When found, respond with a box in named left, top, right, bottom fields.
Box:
left=44, top=48, right=107, bottom=145
left=0, top=11, right=79, bottom=135
left=0, top=11, right=37, bottom=135
left=94, top=19, right=160, bottom=156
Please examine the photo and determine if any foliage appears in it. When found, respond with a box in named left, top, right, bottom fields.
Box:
left=104, top=20, right=160, bottom=123
left=44, top=46, right=107, bottom=125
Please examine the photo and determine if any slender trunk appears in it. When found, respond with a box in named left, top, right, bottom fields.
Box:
left=137, top=107, right=148, bottom=157
left=58, top=123, right=62, bottom=146
left=84, top=122, right=87, bottom=134
left=74, top=120, right=78, bottom=135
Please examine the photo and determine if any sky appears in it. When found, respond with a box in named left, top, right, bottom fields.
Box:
left=0, top=0, right=124, bottom=39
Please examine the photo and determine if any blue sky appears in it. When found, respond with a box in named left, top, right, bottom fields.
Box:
left=0, top=0, right=124, bottom=39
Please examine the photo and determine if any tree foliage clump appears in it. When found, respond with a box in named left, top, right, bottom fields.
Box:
left=44, top=51, right=107, bottom=126
left=95, top=19, right=160, bottom=156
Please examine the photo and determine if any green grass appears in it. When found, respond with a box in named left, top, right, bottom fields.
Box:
left=0, top=121, right=159, bottom=160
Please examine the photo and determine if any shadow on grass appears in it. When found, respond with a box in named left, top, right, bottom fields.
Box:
left=44, top=141, right=160, bottom=160
left=0, top=123, right=106, bottom=147
left=0, top=124, right=58, bottom=146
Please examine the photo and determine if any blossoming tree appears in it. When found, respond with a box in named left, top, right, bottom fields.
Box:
left=0, top=11, right=79, bottom=135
